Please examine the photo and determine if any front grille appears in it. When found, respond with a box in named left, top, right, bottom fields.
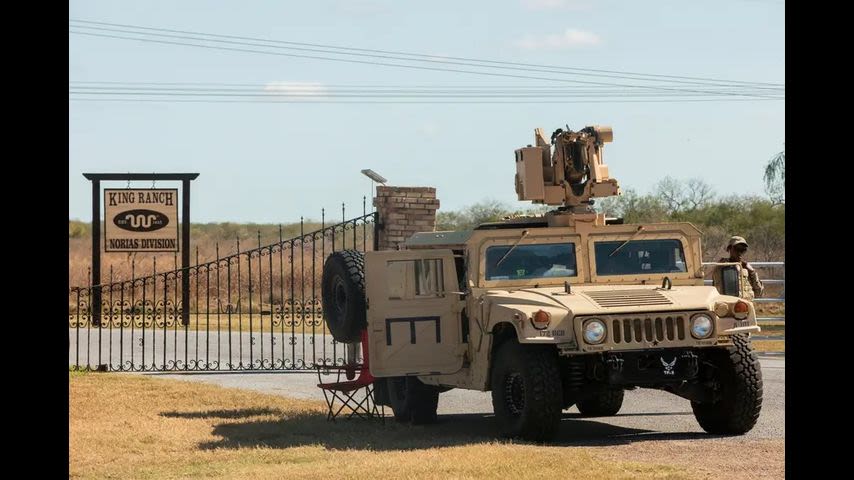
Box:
left=584, top=289, right=673, bottom=308
left=611, top=315, right=686, bottom=344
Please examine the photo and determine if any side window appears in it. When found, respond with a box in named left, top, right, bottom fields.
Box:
left=386, top=259, right=444, bottom=299
left=453, top=250, right=466, bottom=292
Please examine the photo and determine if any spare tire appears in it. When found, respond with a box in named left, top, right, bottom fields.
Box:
left=321, top=250, right=366, bottom=343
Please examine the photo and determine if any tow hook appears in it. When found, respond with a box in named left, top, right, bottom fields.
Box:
left=681, top=351, right=699, bottom=376
left=606, top=354, right=624, bottom=373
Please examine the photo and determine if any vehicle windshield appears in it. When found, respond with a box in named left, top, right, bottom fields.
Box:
left=485, top=242, right=577, bottom=280
left=594, top=239, right=687, bottom=275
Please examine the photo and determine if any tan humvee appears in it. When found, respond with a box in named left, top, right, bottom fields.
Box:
left=322, top=125, right=763, bottom=440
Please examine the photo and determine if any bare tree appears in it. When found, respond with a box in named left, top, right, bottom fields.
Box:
left=653, top=176, right=686, bottom=214
left=684, top=178, right=716, bottom=210
left=764, top=149, right=785, bottom=205
left=702, top=225, right=731, bottom=262
left=750, top=224, right=785, bottom=261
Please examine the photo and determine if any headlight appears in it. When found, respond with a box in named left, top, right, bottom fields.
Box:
left=691, top=314, right=713, bottom=339
left=583, top=319, right=606, bottom=344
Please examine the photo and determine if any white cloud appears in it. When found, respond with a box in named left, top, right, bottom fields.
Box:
left=514, top=29, right=601, bottom=50
left=521, top=0, right=590, bottom=11
left=263, top=82, right=328, bottom=97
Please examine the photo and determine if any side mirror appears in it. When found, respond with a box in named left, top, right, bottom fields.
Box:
left=718, top=265, right=741, bottom=297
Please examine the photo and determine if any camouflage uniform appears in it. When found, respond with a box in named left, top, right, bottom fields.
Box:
left=713, top=236, right=764, bottom=300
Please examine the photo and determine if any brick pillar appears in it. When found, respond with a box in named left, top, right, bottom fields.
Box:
left=373, top=186, right=440, bottom=250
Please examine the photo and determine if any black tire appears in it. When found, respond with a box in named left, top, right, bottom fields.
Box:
left=321, top=250, right=366, bottom=343
left=387, top=377, right=412, bottom=422
left=577, top=389, right=624, bottom=417
left=691, top=334, right=763, bottom=434
left=490, top=341, right=562, bottom=441
left=386, top=377, right=440, bottom=425
left=411, top=380, right=440, bottom=425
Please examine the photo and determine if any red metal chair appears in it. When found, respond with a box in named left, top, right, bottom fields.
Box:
left=316, top=329, right=384, bottom=421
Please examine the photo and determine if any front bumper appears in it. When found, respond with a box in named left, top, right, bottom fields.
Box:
left=601, top=349, right=700, bottom=385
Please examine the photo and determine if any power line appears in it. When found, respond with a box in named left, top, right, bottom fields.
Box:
left=68, top=85, right=780, bottom=98
left=69, top=81, right=780, bottom=91
left=68, top=23, right=783, bottom=94
left=68, top=80, right=784, bottom=102
left=70, top=93, right=781, bottom=99
left=69, top=18, right=783, bottom=88
left=69, top=97, right=782, bottom=104
left=69, top=89, right=783, bottom=100
left=66, top=81, right=783, bottom=98
left=68, top=28, right=782, bottom=99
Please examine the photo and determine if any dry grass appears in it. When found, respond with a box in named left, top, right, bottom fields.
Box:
left=69, top=220, right=367, bottom=289
left=754, top=302, right=785, bottom=318
left=70, top=373, right=695, bottom=480
left=594, top=438, right=784, bottom=480
left=753, top=340, right=785, bottom=353
left=756, top=324, right=785, bottom=337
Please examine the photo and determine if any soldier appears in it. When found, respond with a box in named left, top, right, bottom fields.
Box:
left=715, top=236, right=764, bottom=300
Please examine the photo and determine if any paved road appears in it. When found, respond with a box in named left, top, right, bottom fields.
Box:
left=147, top=355, right=784, bottom=441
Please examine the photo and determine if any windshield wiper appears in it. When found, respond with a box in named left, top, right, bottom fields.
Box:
left=609, top=225, right=645, bottom=257
left=496, top=230, right=529, bottom=267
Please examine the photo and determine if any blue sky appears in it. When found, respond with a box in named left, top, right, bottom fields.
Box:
left=69, top=0, right=784, bottom=223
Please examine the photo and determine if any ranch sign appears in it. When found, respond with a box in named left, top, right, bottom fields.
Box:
left=104, top=188, right=179, bottom=252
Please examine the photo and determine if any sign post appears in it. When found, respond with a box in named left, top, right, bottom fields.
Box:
left=83, top=173, right=199, bottom=327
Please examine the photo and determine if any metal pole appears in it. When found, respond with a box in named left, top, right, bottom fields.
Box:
left=92, top=179, right=102, bottom=327
left=182, top=179, right=191, bottom=326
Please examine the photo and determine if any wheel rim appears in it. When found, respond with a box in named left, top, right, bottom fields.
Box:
left=332, top=277, right=347, bottom=316
left=504, top=372, right=526, bottom=416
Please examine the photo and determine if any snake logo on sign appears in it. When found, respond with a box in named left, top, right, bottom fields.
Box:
left=113, top=209, right=170, bottom=232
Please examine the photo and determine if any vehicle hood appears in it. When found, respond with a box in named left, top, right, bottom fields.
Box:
left=483, top=284, right=720, bottom=315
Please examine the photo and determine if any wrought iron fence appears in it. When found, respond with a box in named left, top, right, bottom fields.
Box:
left=70, top=213, right=784, bottom=372
left=69, top=205, right=376, bottom=372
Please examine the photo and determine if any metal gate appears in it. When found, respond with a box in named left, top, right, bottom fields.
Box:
left=69, top=207, right=376, bottom=372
